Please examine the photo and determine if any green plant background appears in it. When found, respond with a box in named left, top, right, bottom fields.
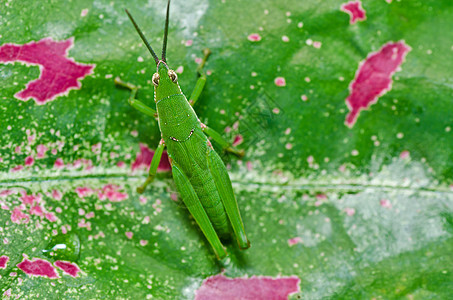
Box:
left=1, top=0, right=453, bottom=298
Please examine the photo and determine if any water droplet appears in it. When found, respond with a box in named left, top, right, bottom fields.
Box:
left=42, top=232, right=80, bottom=262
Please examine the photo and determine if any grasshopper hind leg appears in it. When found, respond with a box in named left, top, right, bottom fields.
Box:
left=136, top=139, right=165, bottom=194
left=206, top=145, right=250, bottom=250
left=202, top=125, right=245, bottom=158
left=171, top=161, right=227, bottom=259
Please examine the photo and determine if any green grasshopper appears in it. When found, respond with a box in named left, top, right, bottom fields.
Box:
left=115, top=0, right=250, bottom=259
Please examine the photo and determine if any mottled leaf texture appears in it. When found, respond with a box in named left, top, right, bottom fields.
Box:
left=1, top=0, right=453, bottom=299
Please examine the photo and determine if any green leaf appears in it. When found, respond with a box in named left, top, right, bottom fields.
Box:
left=1, top=0, right=452, bottom=298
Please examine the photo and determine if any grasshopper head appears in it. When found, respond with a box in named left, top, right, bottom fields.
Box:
left=152, top=60, right=181, bottom=102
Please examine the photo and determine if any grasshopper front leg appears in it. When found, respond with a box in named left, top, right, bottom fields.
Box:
left=114, top=77, right=157, bottom=117
left=137, top=139, right=165, bottom=194
left=171, top=160, right=227, bottom=259
left=188, top=50, right=244, bottom=158
left=188, top=48, right=211, bottom=106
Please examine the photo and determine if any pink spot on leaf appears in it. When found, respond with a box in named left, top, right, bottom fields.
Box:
left=345, top=207, right=356, bottom=216
left=54, top=260, right=81, bottom=277
left=125, top=231, right=133, bottom=239
left=54, top=158, right=64, bottom=169
left=341, top=1, right=366, bottom=24
left=288, top=237, right=303, bottom=246
left=195, top=274, right=300, bottom=300
left=27, top=133, right=36, bottom=143
left=0, top=38, right=95, bottom=104
left=52, top=189, right=63, bottom=200
left=98, top=184, right=128, bottom=202
left=91, top=142, right=101, bottom=154
left=77, top=219, right=92, bottom=231
left=11, top=165, right=24, bottom=172
left=45, top=212, right=58, bottom=222
left=3, top=289, right=11, bottom=297
left=30, top=205, right=44, bottom=216
left=0, top=189, right=15, bottom=197
left=380, top=199, right=392, bottom=208
left=75, top=187, right=94, bottom=198
left=176, top=66, right=184, bottom=74
left=11, top=207, right=30, bottom=224
left=274, top=77, right=286, bottom=87
left=20, top=192, right=38, bottom=205
left=0, top=255, right=9, bottom=269
left=24, top=156, right=34, bottom=166
left=232, top=134, right=244, bottom=147
left=247, top=33, right=262, bottom=42
left=170, top=193, right=178, bottom=201
left=345, top=41, right=411, bottom=127
left=316, top=193, right=327, bottom=200
left=400, top=150, right=410, bottom=159
left=131, top=143, right=171, bottom=172
left=152, top=199, right=162, bottom=213
left=17, top=258, right=58, bottom=278
left=85, top=211, right=95, bottom=219
left=36, top=144, right=48, bottom=158
left=139, top=196, right=147, bottom=204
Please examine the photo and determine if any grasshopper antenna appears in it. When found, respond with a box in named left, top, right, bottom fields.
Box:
left=161, top=0, right=171, bottom=62
left=125, top=9, right=160, bottom=64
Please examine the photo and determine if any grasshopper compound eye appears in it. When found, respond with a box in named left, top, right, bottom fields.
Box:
left=152, top=72, right=160, bottom=86
left=168, top=69, right=178, bottom=83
